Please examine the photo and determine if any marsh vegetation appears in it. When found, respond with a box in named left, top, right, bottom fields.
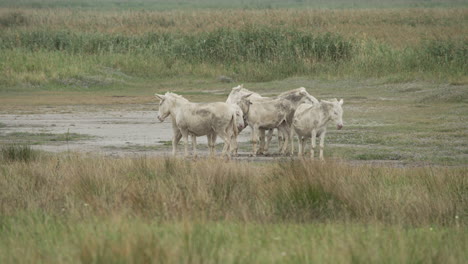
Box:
left=0, top=1, right=467, bottom=263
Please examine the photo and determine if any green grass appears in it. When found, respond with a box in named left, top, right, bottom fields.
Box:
left=1, top=132, right=94, bottom=145
left=1, top=216, right=465, bottom=264
left=1, top=0, right=466, bottom=10
left=0, top=144, right=39, bottom=162
left=1, top=28, right=465, bottom=86
left=0, top=155, right=466, bottom=263
left=0, top=3, right=466, bottom=262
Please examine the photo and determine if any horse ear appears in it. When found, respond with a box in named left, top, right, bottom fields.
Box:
left=154, top=94, right=165, bottom=101
left=339, top=99, right=343, bottom=105
left=242, top=93, right=253, bottom=99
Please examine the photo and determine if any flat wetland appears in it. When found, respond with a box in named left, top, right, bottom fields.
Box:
left=1, top=78, right=466, bottom=166
left=0, top=1, right=467, bottom=263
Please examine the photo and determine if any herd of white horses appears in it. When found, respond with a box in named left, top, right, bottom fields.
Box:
left=155, top=85, right=344, bottom=160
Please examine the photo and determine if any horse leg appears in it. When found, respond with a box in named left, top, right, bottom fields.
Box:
left=172, top=130, right=182, bottom=156
left=257, top=129, right=265, bottom=155
left=180, top=130, right=189, bottom=157
left=310, top=129, right=317, bottom=159
left=289, top=127, right=295, bottom=156
left=191, top=134, right=197, bottom=158
left=301, top=136, right=307, bottom=156
left=230, top=133, right=238, bottom=157
left=298, top=136, right=304, bottom=157
left=251, top=126, right=258, bottom=157
left=208, top=133, right=217, bottom=157
left=319, top=129, right=327, bottom=161
left=278, top=129, right=284, bottom=153
left=279, top=124, right=290, bottom=156
left=264, top=129, right=274, bottom=155
left=217, top=131, right=231, bottom=159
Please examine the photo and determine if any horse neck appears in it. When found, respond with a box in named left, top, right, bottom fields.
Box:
left=167, top=96, right=190, bottom=117
left=226, top=95, right=238, bottom=104
left=280, top=92, right=308, bottom=108
left=318, top=102, right=333, bottom=126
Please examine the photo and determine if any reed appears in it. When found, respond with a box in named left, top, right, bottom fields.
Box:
left=0, top=154, right=466, bottom=263
left=0, top=8, right=466, bottom=84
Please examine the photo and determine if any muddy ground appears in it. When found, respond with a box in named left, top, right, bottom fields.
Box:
left=0, top=104, right=266, bottom=159
left=0, top=104, right=449, bottom=167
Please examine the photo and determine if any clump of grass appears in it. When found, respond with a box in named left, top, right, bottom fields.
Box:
left=422, top=39, right=468, bottom=65
left=1, top=132, right=94, bottom=145
left=419, top=86, right=468, bottom=103
left=0, top=11, right=28, bottom=27
left=355, top=152, right=404, bottom=161
left=0, top=144, right=38, bottom=162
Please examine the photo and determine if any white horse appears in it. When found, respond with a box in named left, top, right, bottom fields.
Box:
left=227, top=85, right=318, bottom=155
left=292, top=99, right=344, bottom=160
left=155, top=92, right=240, bottom=158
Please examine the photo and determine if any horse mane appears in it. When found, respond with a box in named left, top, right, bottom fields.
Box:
left=278, top=87, right=306, bottom=97
left=165, top=92, right=190, bottom=102
left=239, top=87, right=255, bottom=94
left=294, top=103, right=316, bottom=119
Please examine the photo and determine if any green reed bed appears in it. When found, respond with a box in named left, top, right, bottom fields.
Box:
left=1, top=26, right=466, bottom=85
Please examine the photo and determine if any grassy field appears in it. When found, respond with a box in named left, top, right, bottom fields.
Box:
left=0, top=7, right=467, bottom=88
left=1, top=0, right=467, bottom=10
left=0, top=1, right=467, bottom=263
left=0, top=154, right=466, bottom=263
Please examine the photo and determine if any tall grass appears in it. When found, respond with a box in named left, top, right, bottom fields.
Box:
left=1, top=154, right=465, bottom=225
left=0, top=28, right=353, bottom=64
left=0, top=154, right=466, bottom=263
left=0, top=144, right=39, bottom=162
left=1, top=0, right=467, bottom=10
left=1, top=28, right=466, bottom=84
left=0, top=8, right=466, bottom=84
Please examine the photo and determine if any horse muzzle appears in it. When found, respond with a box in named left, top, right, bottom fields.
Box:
left=337, top=124, right=343, bottom=130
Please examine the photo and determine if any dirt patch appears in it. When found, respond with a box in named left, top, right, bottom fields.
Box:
left=0, top=105, right=253, bottom=158
left=0, top=105, right=438, bottom=167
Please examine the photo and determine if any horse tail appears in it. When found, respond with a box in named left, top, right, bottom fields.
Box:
left=229, top=112, right=239, bottom=136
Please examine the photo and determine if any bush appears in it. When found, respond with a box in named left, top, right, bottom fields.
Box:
left=422, top=39, right=468, bottom=65
left=0, top=144, right=38, bottom=162
left=0, top=11, right=29, bottom=27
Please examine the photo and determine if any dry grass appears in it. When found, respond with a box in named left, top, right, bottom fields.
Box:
left=1, top=154, right=465, bottom=225
left=0, top=153, right=466, bottom=263
left=1, top=8, right=466, bottom=48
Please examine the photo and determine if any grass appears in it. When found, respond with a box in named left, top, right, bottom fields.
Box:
left=0, top=155, right=466, bottom=263
left=0, top=8, right=466, bottom=87
left=2, top=155, right=465, bottom=225
left=0, top=3, right=466, bottom=262
left=1, top=0, right=467, bottom=10
left=1, top=217, right=466, bottom=264
left=1, top=132, right=94, bottom=145
left=0, top=144, right=39, bottom=162
left=0, top=77, right=466, bottom=166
